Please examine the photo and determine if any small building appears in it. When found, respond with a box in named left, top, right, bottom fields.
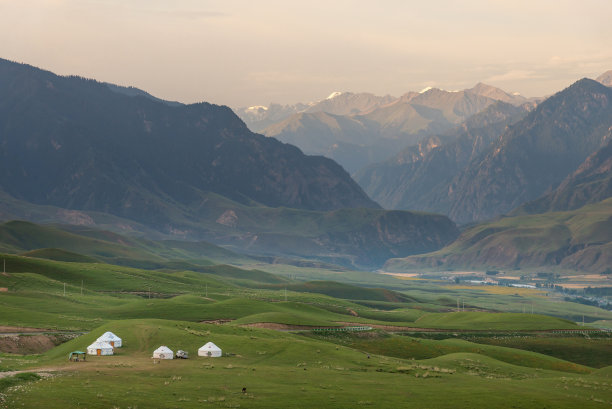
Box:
left=153, top=345, right=174, bottom=360
left=87, top=341, right=114, bottom=356
left=96, top=331, right=122, bottom=348
left=198, top=342, right=222, bottom=357
left=68, top=351, right=87, bottom=361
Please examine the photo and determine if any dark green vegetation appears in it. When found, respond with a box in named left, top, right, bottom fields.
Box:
left=0, top=372, right=40, bottom=393
left=386, top=198, right=612, bottom=273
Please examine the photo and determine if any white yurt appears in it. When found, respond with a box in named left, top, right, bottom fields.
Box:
left=153, top=346, right=174, bottom=360
left=87, top=341, right=114, bottom=356
left=198, top=342, right=222, bottom=357
left=96, top=331, right=122, bottom=348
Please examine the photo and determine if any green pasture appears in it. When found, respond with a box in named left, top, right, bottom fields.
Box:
left=1, top=320, right=611, bottom=408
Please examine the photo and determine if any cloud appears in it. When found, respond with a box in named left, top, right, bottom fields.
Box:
left=484, top=70, right=543, bottom=83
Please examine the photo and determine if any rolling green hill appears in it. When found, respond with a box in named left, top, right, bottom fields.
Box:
left=385, top=198, right=612, bottom=273
left=2, top=319, right=610, bottom=409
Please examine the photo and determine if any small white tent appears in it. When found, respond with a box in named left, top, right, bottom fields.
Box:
left=198, top=342, right=222, bottom=357
left=97, top=331, right=122, bottom=348
left=153, top=346, right=174, bottom=360
left=87, top=341, right=114, bottom=356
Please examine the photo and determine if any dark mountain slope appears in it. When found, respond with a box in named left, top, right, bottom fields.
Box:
left=0, top=58, right=378, bottom=231
left=0, top=59, right=461, bottom=269
left=447, top=78, right=612, bottom=223
left=356, top=102, right=529, bottom=211
left=516, top=137, right=612, bottom=214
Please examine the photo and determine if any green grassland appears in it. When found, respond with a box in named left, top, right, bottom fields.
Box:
left=0, top=220, right=254, bottom=268
left=0, top=249, right=611, bottom=407
left=384, top=198, right=612, bottom=273
left=305, top=331, right=592, bottom=373
left=1, top=320, right=610, bottom=408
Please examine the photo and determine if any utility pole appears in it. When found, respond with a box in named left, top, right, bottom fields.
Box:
left=462, top=300, right=465, bottom=312
left=205, top=284, right=208, bottom=298
left=284, top=288, right=287, bottom=302
left=457, top=298, right=460, bottom=312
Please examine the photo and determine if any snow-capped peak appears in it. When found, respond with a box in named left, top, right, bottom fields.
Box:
left=326, top=91, right=343, bottom=100
left=419, top=86, right=433, bottom=94
left=246, top=105, right=268, bottom=112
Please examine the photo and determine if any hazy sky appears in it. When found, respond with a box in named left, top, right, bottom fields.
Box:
left=1, top=0, right=611, bottom=108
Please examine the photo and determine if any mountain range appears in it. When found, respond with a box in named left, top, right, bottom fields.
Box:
left=0, top=58, right=459, bottom=268
left=359, top=77, right=612, bottom=224
left=254, top=84, right=529, bottom=173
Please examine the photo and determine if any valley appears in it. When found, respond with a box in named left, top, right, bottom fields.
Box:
left=0, top=56, right=611, bottom=408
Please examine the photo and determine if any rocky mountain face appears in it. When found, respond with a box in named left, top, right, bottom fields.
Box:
left=261, top=84, right=527, bottom=173
left=516, top=137, right=612, bottom=215
left=362, top=78, right=612, bottom=224
left=356, top=102, right=530, bottom=211
left=0, top=58, right=378, bottom=225
left=445, top=78, right=612, bottom=223
left=0, top=58, right=463, bottom=269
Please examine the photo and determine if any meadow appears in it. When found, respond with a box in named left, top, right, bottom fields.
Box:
left=0, top=246, right=610, bottom=408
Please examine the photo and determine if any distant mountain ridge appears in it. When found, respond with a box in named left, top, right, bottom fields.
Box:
left=237, top=91, right=395, bottom=132
left=359, top=77, right=612, bottom=224
left=356, top=101, right=531, bottom=212
left=258, top=84, right=529, bottom=173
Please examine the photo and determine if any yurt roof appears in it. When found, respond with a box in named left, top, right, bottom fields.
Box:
left=154, top=345, right=173, bottom=353
left=88, top=341, right=113, bottom=349
left=199, top=342, right=221, bottom=351
left=98, top=331, right=121, bottom=340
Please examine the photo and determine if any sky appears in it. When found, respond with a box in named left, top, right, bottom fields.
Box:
left=1, top=0, right=611, bottom=108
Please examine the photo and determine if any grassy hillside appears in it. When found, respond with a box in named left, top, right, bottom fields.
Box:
left=413, top=311, right=577, bottom=330
left=0, top=254, right=610, bottom=408
left=0, top=220, right=254, bottom=268
left=385, top=198, right=612, bottom=273
left=2, top=319, right=611, bottom=408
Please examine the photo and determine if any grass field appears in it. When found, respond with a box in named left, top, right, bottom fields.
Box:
left=0, top=251, right=610, bottom=408
left=1, top=320, right=610, bottom=408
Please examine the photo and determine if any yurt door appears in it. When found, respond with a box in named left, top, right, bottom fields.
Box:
left=208, top=351, right=212, bottom=357
left=97, top=349, right=101, bottom=356
left=110, top=341, right=115, bottom=347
